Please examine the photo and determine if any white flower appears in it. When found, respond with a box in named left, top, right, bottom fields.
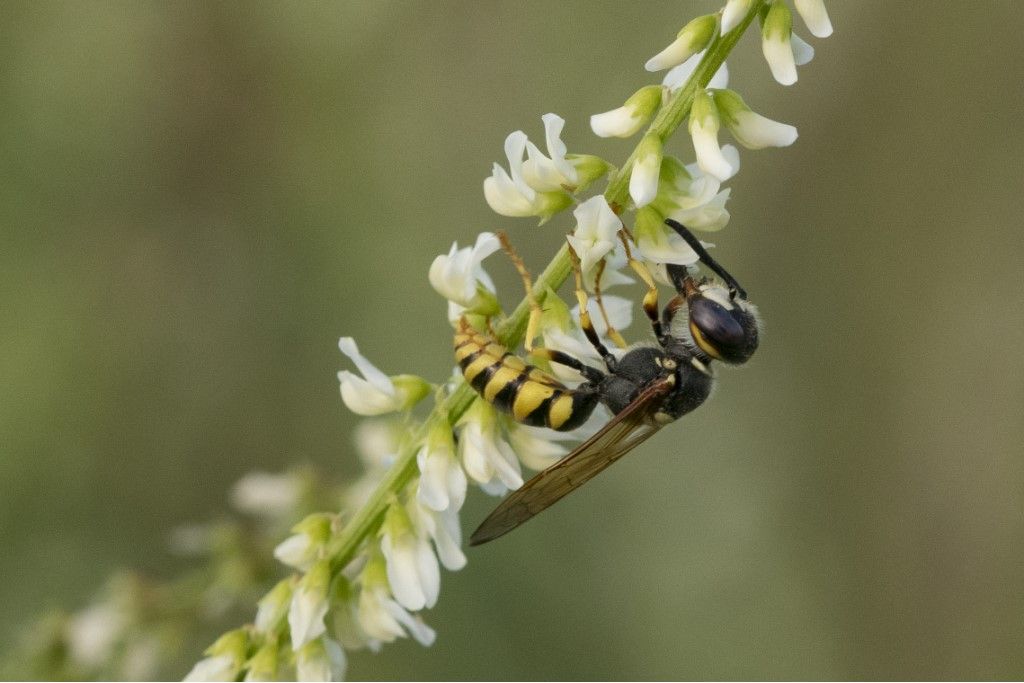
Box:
left=671, top=187, right=732, bottom=232
left=428, top=232, right=500, bottom=307
left=274, top=534, right=317, bottom=571
left=663, top=52, right=729, bottom=91
left=713, top=89, right=798, bottom=150
left=274, top=513, right=332, bottom=571
left=67, top=602, right=125, bottom=667
left=187, top=630, right=248, bottom=682
left=296, top=637, right=346, bottom=682
left=506, top=423, right=570, bottom=471
left=254, top=578, right=293, bottom=634
left=483, top=126, right=573, bottom=220
left=521, top=113, right=578, bottom=191
left=409, top=497, right=467, bottom=571
left=566, top=196, right=622, bottom=278
left=357, top=584, right=436, bottom=647
left=337, top=337, right=428, bottom=416
left=629, top=134, right=663, bottom=208
left=380, top=503, right=440, bottom=611
left=762, top=2, right=797, bottom=86
left=231, top=470, right=302, bottom=518
left=721, top=0, right=754, bottom=34
left=652, top=152, right=738, bottom=232
left=644, top=14, right=716, bottom=72
left=634, top=207, right=702, bottom=266
left=590, top=85, right=662, bottom=138
left=689, top=89, right=735, bottom=181
left=794, top=0, right=833, bottom=38
left=416, top=423, right=467, bottom=513
left=458, top=402, right=523, bottom=495
left=185, top=655, right=238, bottom=682
left=289, top=559, right=332, bottom=649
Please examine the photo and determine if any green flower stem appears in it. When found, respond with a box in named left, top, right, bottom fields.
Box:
left=326, top=0, right=766, bottom=572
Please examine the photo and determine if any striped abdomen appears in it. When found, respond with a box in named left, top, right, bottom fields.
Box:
left=454, top=322, right=597, bottom=431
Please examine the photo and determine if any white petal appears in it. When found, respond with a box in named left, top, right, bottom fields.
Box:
left=691, top=125, right=735, bottom=181
left=274, top=534, right=315, bottom=570
left=522, top=141, right=564, bottom=192
left=381, top=534, right=427, bottom=611
left=185, top=655, right=237, bottom=682
left=542, top=113, right=577, bottom=184
left=663, top=53, right=698, bottom=90
left=412, top=533, right=441, bottom=608
left=645, top=35, right=692, bottom=72
left=794, top=0, right=833, bottom=38
left=382, top=600, right=436, bottom=646
left=289, top=586, right=329, bottom=650
left=636, top=225, right=701, bottom=266
left=671, top=189, right=732, bottom=231
left=357, top=588, right=404, bottom=643
left=503, top=130, right=534, bottom=197
left=416, top=447, right=451, bottom=512
left=338, top=338, right=392, bottom=394
left=431, top=507, right=467, bottom=571
left=721, top=0, right=754, bottom=33
left=338, top=372, right=400, bottom=416
left=791, top=32, right=815, bottom=65
left=483, top=166, right=536, bottom=217
left=629, top=150, right=661, bottom=208
left=730, top=111, right=798, bottom=149
left=763, top=33, right=797, bottom=86
left=508, top=425, right=568, bottom=470
left=590, top=106, right=643, bottom=138
left=708, top=61, right=730, bottom=89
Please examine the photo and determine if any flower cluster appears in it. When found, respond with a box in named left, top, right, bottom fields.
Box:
left=179, top=2, right=832, bottom=680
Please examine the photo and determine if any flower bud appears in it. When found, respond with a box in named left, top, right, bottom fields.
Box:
left=721, top=0, right=755, bottom=34
left=255, top=577, right=295, bottom=635
left=629, top=134, right=663, bottom=208
left=689, top=90, right=734, bottom=181
left=762, top=1, right=797, bottom=85
left=712, top=89, right=797, bottom=149
left=794, top=0, right=833, bottom=38
left=645, top=14, right=717, bottom=72
left=590, top=85, right=663, bottom=139
left=289, top=559, right=332, bottom=650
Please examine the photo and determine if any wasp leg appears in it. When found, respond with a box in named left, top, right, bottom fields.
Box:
left=618, top=230, right=665, bottom=343
left=592, top=259, right=629, bottom=349
left=568, top=244, right=618, bottom=370
left=498, top=231, right=542, bottom=353
left=529, top=347, right=606, bottom=384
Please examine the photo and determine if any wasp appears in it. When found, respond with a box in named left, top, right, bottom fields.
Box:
left=457, top=219, right=761, bottom=545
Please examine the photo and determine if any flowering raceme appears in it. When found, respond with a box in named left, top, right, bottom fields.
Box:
left=171, top=3, right=835, bottom=681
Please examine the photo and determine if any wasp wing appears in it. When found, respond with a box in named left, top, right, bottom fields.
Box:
left=469, top=377, right=674, bottom=546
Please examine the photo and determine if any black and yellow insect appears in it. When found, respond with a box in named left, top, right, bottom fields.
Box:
left=460, top=219, right=762, bottom=546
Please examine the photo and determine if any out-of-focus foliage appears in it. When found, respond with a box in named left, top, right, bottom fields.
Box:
left=1, top=1, right=1023, bottom=679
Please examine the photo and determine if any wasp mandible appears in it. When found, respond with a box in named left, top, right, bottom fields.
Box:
left=456, top=219, right=761, bottom=545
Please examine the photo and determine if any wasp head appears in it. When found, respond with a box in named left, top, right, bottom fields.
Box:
left=684, top=279, right=760, bottom=365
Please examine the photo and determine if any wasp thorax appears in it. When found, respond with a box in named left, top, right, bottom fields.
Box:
left=687, top=284, right=760, bottom=364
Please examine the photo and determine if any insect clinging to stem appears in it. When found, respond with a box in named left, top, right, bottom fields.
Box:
left=455, top=219, right=761, bottom=545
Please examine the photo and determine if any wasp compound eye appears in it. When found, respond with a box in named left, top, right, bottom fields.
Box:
left=688, top=296, right=759, bottom=364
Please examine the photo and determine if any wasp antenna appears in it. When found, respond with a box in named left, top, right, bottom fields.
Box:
left=663, top=219, right=747, bottom=299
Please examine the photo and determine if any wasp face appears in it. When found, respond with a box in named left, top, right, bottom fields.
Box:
left=686, top=283, right=760, bottom=364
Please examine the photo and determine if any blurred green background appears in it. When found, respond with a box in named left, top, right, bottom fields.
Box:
left=2, top=1, right=1023, bottom=679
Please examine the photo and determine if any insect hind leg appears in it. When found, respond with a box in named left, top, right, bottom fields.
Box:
left=498, top=231, right=542, bottom=353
